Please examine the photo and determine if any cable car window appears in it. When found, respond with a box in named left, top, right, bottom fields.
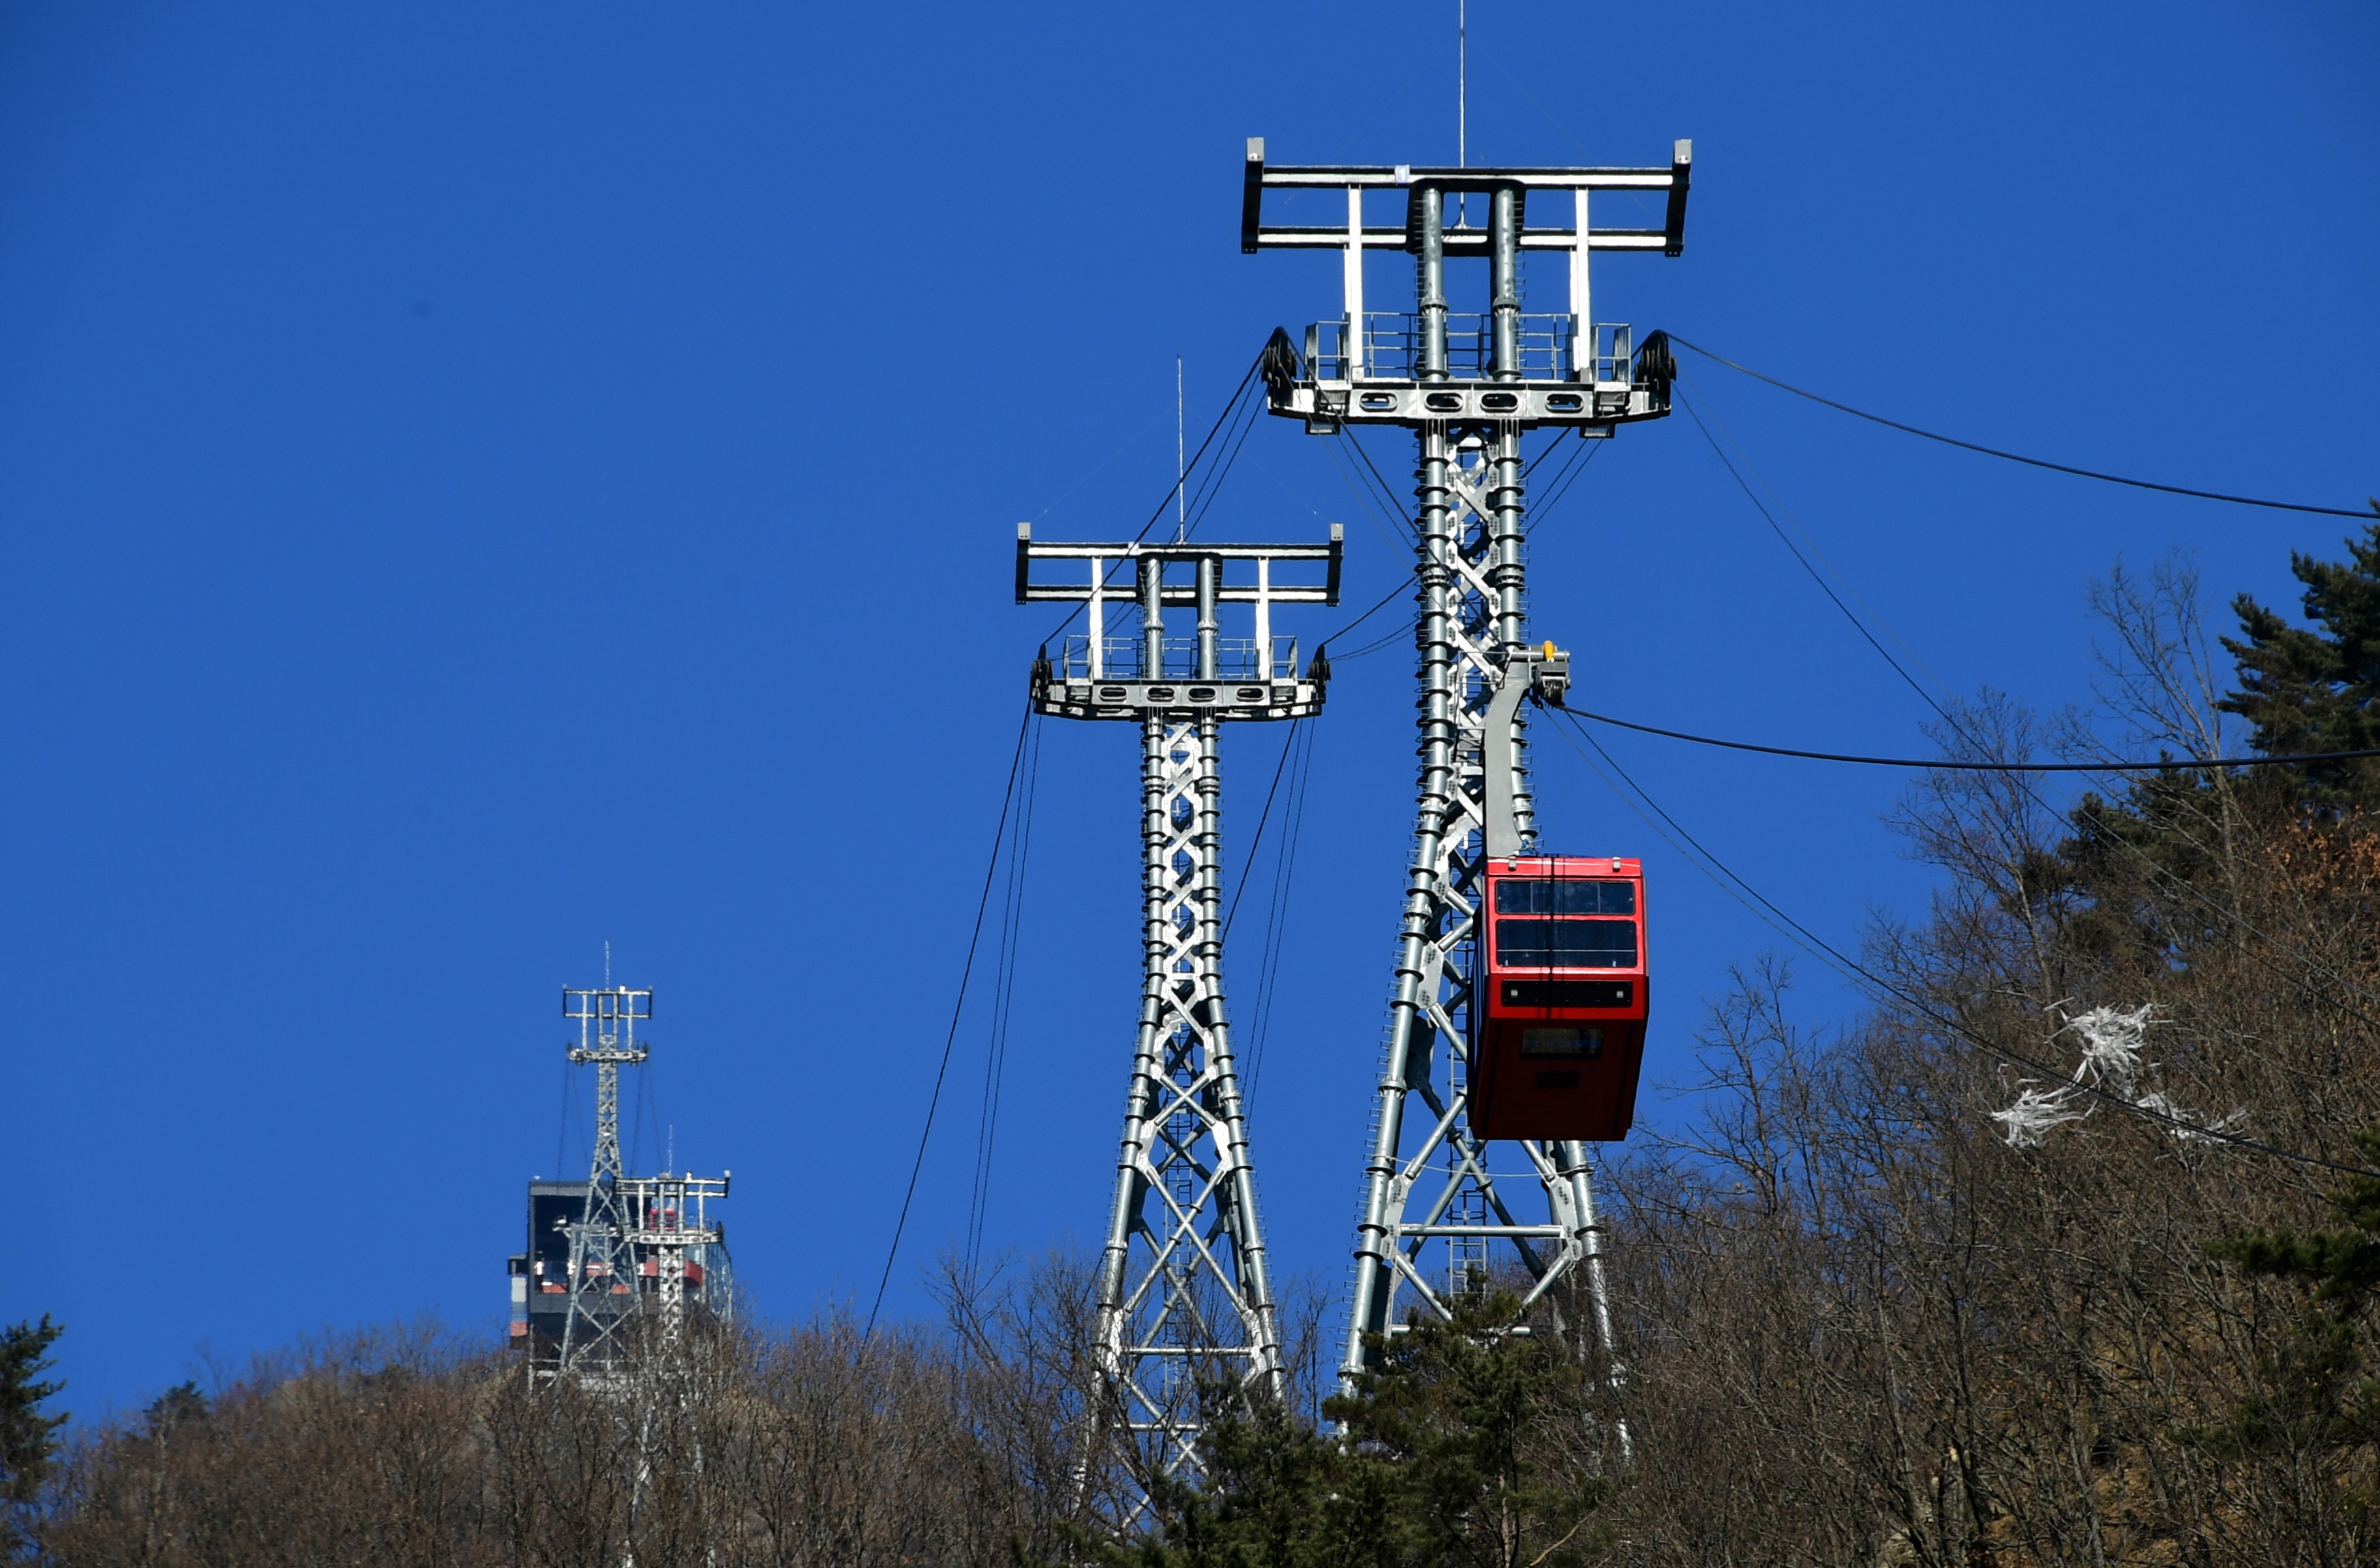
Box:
left=1493, top=919, right=1638, bottom=968
left=1493, top=879, right=1635, bottom=915
left=1520, top=1026, right=1604, bottom=1058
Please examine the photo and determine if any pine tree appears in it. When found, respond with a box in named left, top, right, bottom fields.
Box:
left=0, top=1316, right=66, bottom=1560
left=2191, top=1129, right=2380, bottom=1520
left=1328, top=1292, right=1611, bottom=1568
left=2219, top=506, right=2380, bottom=805
left=1073, top=1293, right=1611, bottom=1568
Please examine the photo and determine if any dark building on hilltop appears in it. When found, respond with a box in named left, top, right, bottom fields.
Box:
left=509, top=1175, right=735, bottom=1366
left=509, top=1179, right=593, bottom=1357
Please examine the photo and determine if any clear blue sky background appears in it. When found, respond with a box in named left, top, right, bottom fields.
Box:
left=3, top=2, right=2373, bottom=1421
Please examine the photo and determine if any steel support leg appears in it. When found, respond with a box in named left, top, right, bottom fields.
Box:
left=1091, top=713, right=1283, bottom=1509
left=1337, top=427, right=1623, bottom=1406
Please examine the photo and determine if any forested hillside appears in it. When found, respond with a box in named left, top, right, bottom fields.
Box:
left=21, top=525, right=2380, bottom=1566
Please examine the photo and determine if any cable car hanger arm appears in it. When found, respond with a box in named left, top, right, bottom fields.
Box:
left=1483, top=644, right=1572, bottom=860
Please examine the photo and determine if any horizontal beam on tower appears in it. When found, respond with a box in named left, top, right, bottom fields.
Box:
left=1247, top=227, right=1673, bottom=253
left=1242, top=140, right=1692, bottom=257
left=1015, top=527, right=1343, bottom=606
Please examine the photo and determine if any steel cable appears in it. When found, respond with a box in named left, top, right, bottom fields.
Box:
left=1343, top=430, right=1414, bottom=526
left=1183, top=385, right=1269, bottom=538
left=1670, top=335, right=2375, bottom=519
left=868, top=707, right=1038, bottom=1335
left=1041, top=350, right=1266, bottom=646
left=1565, top=707, right=2380, bottom=773
left=1679, top=382, right=2380, bottom=1032
left=1319, top=432, right=1413, bottom=553
left=1242, top=720, right=1317, bottom=1101
left=1543, top=706, right=2380, bottom=1178
left=966, top=714, right=1043, bottom=1275
left=1225, top=719, right=1304, bottom=940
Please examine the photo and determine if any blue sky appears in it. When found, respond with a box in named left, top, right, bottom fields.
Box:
left=3, top=1, right=2373, bottom=1420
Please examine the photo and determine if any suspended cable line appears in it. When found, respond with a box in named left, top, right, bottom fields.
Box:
left=966, top=713, right=1043, bottom=1275
left=1041, top=350, right=1266, bottom=645
left=1520, top=429, right=1572, bottom=482
left=1183, top=384, right=1270, bottom=539
left=1543, top=706, right=2380, bottom=1178
left=868, top=707, right=1037, bottom=1335
left=1683, top=376, right=1953, bottom=697
left=1526, top=437, right=1604, bottom=529
left=1315, top=577, right=1411, bottom=654
left=1671, top=335, right=2376, bottom=519
left=1343, top=430, right=1414, bottom=525
left=1681, top=393, right=1942, bottom=713
left=1337, top=629, right=1405, bottom=662
left=1567, top=707, right=2380, bottom=773
left=1241, top=719, right=1317, bottom=1101
left=1320, top=431, right=1414, bottom=551
left=1226, top=719, right=1304, bottom=939
left=1335, top=617, right=1416, bottom=663
left=1685, top=382, right=2380, bottom=1034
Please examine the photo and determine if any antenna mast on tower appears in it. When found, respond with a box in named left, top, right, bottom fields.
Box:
left=1240, top=132, right=1690, bottom=1387
left=1017, top=523, right=1341, bottom=1519
left=556, top=983, right=653, bottom=1379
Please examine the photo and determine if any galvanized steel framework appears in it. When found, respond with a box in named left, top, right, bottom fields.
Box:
left=555, top=985, right=652, bottom=1380
left=1018, top=530, right=1338, bottom=1501
left=617, top=1171, right=729, bottom=1352
left=1241, top=138, right=1690, bottom=1386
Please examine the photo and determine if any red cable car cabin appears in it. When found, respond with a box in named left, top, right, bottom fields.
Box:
left=1470, top=855, right=1649, bottom=1142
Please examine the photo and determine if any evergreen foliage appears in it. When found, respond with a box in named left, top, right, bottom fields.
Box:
left=2191, top=1126, right=2380, bottom=1517
left=1080, top=1292, right=1610, bottom=1568
left=0, top=1316, right=65, bottom=1560
left=33, top=531, right=2380, bottom=1564
left=2219, top=505, right=2380, bottom=805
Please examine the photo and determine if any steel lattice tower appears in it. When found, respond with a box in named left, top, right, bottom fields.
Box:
left=557, top=985, right=652, bottom=1378
left=1018, top=527, right=1339, bottom=1502
left=1240, top=138, right=1691, bottom=1385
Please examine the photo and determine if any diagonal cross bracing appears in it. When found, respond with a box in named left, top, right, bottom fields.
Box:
left=1240, top=141, right=1688, bottom=1411
left=1016, top=528, right=1336, bottom=1524
left=1093, top=714, right=1284, bottom=1487
left=1340, top=429, right=1624, bottom=1373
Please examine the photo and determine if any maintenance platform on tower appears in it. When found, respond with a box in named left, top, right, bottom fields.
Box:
left=1240, top=138, right=1688, bottom=433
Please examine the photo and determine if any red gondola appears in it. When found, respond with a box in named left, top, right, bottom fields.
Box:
left=1469, top=855, right=1649, bottom=1142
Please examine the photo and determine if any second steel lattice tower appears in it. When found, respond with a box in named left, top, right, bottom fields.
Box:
left=1018, top=526, right=1339, bottom=1511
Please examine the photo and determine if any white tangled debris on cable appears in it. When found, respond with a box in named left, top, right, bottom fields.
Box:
left=1989, top=1002, right=2247, bottom=1148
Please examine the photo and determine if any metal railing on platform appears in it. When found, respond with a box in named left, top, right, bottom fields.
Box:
left=1302, top=315, right=1643, bottom=385
left=1059, top=636, right=1300, bottom=681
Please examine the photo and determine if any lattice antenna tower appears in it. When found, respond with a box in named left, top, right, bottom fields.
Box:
left=1016, top=524, right=1340, bottom=1520
left=557, top=983, right=654, bottom=1377
left=1241, top=135, right=1690, bottom=1383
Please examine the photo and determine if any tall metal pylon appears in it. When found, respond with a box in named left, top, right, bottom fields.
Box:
left=1240, top=137, right=1692, bottom=1383
left=557, top=984, right=653, bottom=1378
left=1018, top=525, right=1339, bottom=1504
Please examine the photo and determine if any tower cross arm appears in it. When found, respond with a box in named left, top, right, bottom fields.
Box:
left=1251, top=226, right=1672, bottom=253
left=1018, top=585, right=1337, bottom=605
left=1014, top=525, right=1343, bottom=607
left=1241, top=136, right=1692, bottom=255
